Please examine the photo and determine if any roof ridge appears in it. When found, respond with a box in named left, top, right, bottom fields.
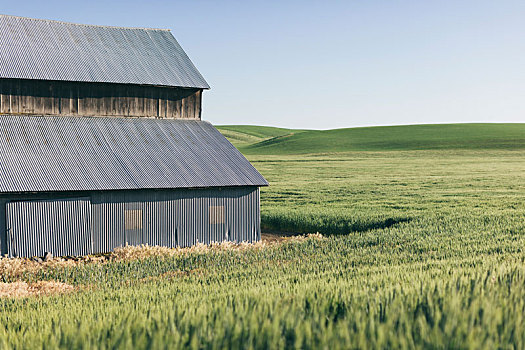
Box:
left=0, top=14, right=210, bottom=89
left=0, top=13, right=171, bottom=32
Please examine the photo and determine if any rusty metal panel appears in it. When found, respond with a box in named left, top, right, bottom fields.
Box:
left=0, top=14, right=209, bottom=89
left=5, top=197, right=92, bottom=258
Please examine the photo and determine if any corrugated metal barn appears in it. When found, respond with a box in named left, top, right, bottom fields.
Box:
left=0, top=15, right=268, bottom=257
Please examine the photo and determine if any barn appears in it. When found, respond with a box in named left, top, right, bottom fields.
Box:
left=0, top=14, right=268, bottom=258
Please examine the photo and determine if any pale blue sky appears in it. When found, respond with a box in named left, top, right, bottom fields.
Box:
left=2, top=1, right=525, bottom=129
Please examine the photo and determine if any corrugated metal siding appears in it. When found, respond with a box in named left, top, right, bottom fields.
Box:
left=0, top=116, right=268, bottom=193
left=0, top=14, right=209, bottom=89
left=0, top=199, right=6, bottom=255
left=3, top=187, right=260, bottom=257
left=91, top=187, right=260, bottom=254
left=6, top=198, right=92, bottom=257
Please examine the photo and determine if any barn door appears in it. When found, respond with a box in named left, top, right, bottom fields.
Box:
left=6, top=198, right=92, bottom=258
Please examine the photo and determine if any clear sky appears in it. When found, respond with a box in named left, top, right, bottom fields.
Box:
left=2, top=1, right=525, bottom=129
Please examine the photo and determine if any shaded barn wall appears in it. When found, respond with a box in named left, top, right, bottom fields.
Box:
left=0, top=79, right=202, bottom=119
left=0, top=187, right=260, bottom=258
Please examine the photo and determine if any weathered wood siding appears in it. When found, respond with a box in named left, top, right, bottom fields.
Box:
left=0, top=79, right=202, bottom=119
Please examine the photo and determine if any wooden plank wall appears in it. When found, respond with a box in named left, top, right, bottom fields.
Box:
left=0, top=79, right=202, bottom=119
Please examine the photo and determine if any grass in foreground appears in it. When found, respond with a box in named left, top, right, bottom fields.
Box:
left=1, top=123, right=525, bottom=348
left=1, top=213, right=525, bottom=348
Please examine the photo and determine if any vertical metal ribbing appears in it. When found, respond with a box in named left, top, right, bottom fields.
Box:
left=92, top=192, right=126, bottom=253
left=3, top=186, right=261, bottom=257
left=256, top=187, right=261, bottom=241
left=5, top=197, right=92, bottom=258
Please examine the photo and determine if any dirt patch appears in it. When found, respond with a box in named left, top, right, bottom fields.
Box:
left=262, top=231, right=323, bottom=243
left=0, top=281, right=75, bottom=299
left=262, top=232, right=296, bottom=243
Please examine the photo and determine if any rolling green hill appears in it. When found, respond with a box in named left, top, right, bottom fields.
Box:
left=215, top=125, right=295, bottom=148
left=217, top=123, right=525, bottom=154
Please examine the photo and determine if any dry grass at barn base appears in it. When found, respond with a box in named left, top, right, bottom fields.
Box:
left=0, top=281, right=75, bottom=298
left=111, top=233, right=322, bottom=261
left=0, top=254, right=108, bottom=282
left=0, top=234, right=323, bottom=282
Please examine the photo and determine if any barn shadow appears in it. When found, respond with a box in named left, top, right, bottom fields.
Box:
left=261, top=216, right=412, bottom=240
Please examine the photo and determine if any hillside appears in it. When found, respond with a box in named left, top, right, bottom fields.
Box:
left=216, top=125, right=296, bottom=148
left=217, top=123, right=525, bottom=154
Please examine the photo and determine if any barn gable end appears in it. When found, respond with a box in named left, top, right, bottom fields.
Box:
left=0, top=14, right=209, bottom=119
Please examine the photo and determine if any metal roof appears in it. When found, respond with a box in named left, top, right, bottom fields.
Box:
left=0, top=14, right=210, bottom=89
left=0, top=116, right=267, bottom=193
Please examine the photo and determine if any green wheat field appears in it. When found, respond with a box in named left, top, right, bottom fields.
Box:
left=1, top=123, right=525, bottom=348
